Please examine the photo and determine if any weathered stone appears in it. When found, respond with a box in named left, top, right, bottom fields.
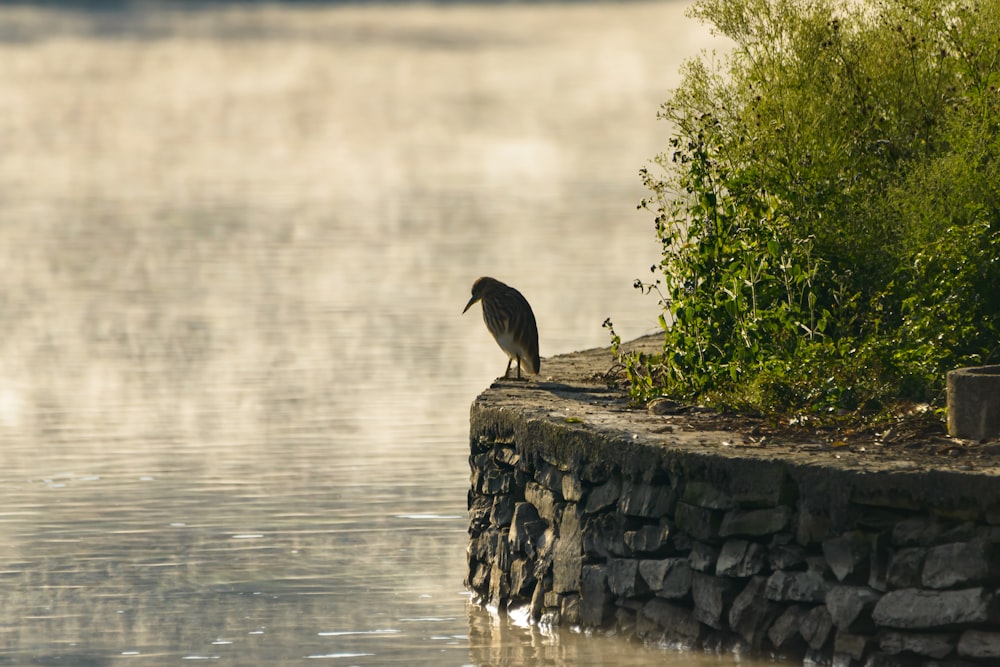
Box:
left=468, top=493, right=492, bottom=536
left=886, top=547, right=927, bottom=589
left=552, top=505, right=582, bottom=594
left=769, top=604, right=808, bottom=649
left=691, top=571, right=738, bottom=629
left=525, top=481, right=562, bottom=523
left=892, top=515, right=947, bottom=547
left=560, top=593, right=581, bottom=625
left=834, top=630, right=870, bottom=661
left=823, top=531, right=872, bottom=583
left=607, top=558, right=648, bottom=598
left=582, top=512, right=628, bottom=559
left=508, top=502, right=545, bottom=553
left=619, top=480, right=674, bottom=518
left=880, top=631, right=955, bottom=659
left=826, top=585, right=882, bottom=629
left=862, top=653, right=918, bottom=667
left=625, top=523, right=669, bottom=554
left=922, top=538, right=999, bottom=589
left=639, top=558, right=692, bottom=599
left=561, top=474, right=583, bottom=502
left=797, top=503, right=833, bottom=545
left=688, top=541, right=719, bottom=573
left=869, top=533, right=891, bottom=592
left=765, top=569, right=828, bottom=602
left=770, top=541, right=808, bottom=570
left=872, top=587, right=996, bottom=629
left=675, top=502, right=723, bottom=542
left=800, top=604, right=834, bottom=650
left=683, top=480, right=737, bottom=510
left=579, top=564, right=612, bottom=627
left=478, top=467, right=515, bottom=495
left=490, top=494, right=516, bottom=528
left=641, top=598, right=702, bottom=646
left=583, top=477, right=620, bottom=514
left=720, top=506, right=793, bottom=537
left=494, top=446, right=520, bottom=468
left=957, top=629, right=1000, bottom=659
left=716, top=539, right=767, bottom=578
left=728, top=576, right=779, bottom=648
left=534, top=463, right=564, bottom=493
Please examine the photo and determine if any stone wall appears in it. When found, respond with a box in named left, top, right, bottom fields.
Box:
left=465, top=344, right=1000, bottom=666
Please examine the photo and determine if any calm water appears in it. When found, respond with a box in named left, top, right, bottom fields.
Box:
left=0, top=2, right=774, bottom=665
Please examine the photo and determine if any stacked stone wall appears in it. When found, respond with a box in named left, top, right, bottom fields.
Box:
left=467, top=403, right=1000, bottom=666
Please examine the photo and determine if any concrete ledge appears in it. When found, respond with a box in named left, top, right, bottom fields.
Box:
left=466, top=339, right=1000, bottom=665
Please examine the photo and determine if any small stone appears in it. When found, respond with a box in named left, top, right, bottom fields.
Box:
left=892, top=515, right=946, bottom=547
left=675, top=502, right=723, bottom=542
left=508, top=502, right=545, bottom=553
left=560, top=593, right=581, bottom=625
left=552, top=505, right=582, bottom=594
left=823, top=532, right=871, bottom=583
left=716, top=539, right=767, bottom=577
left=641, top=598, right=702, bottom=646
left=525, top=481, right=562, bottom=523
left=619, top=480, right=674, bottom=518
left=579, top=564, right=612, bottom=627
left=682, top=480, right=736, bottom=510
left=608, top=558, right=647, bottom=598
left=872, top=587, right=996, bottom=629
left=720, top=506, right=793, bottom=537
left=834, top=630, right=870, bottom=661
left=765, top=569, right=828, bottom=602
left=561, top=474, right=583, bottom=502
left=688, top=541, right=720, bottom=573
left=886, top=547, right=926, bottom=589
left=584, top=477, right=620, bottom=514
left=826, top=585, right=882, bottom=629
left=582, top=512, right=628, bottom=559
left=800, top=605, right=834, bottom=650
left=922, top=538, right=999, bottom=589
left=639, top=558, right=692, bottom=599
left=880, top=631, right=955, bottom=659
left=768, top=604, right=808, bottom=649
left=692, top=571, right=738, bottom=629
left=770, top=542, right=808, bottom=570
left=490, top=494, right=516, bottom=528
left=728, top=576, right=779, bottom=648
left=957, top=629, right=1000, bottom=659
left=797, top=504, right=833, bottom=545
left=509, top=557, right=536, bottom=597
left=534, top=463, right=564, bottom=493
left=625, top=523, right=670, bottom=554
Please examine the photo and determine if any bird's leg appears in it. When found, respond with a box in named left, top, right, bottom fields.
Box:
left=504, top=358, right=512, bottom=379
left=516, top=356, right=522, bottom=380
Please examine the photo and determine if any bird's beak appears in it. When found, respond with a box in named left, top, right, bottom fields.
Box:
left=462, top=296, right=478, bottom=314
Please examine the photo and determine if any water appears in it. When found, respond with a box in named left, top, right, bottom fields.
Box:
left=0, top=2, right=776, bottom=665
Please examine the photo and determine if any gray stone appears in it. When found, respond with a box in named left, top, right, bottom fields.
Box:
left=872, top=587, right=996, bottom=629
left=770, top=542, right=808, bottom=570
left=823, top=532, right=871, bottom=582
left=716, top=539, right=767, bottom=578
left=579, top=564, right=612, bottom=627
left=868, top=533, right=890, bottom=592
left=525, top=481, right=562, bottom=523
left=691, top=571, right=738, bottom=629
left=490, top=494, right=516, bottom=528
left=720, top=506, right=793, bottom=537
left=561, top=474, right=583, bottom=502
left=880, top=631, right=955, bottom=659
left=834, top=630, right=870, bottom=661
left=886, top=547, right=927, bottom=589
left=892, top=515, right=946, bottom=547
left=641, top=598, right=702, bottom=646
left=957, top=629, right=1000, bottom=659
left=922, top=538, right=999, bottom=589
left=800, top=605, right=834, bottom=650
left=494, top=446, right=520, bottom=468
left=676, top=502, right=723, bottom=542
left=682, top=480, right=737, bottom=510
left=797, top=503, right=833, bottom=545
left=826, top=585, right=881, bottom=629
left=688, top=541, right=719, bottom=573
left=765, top=569, right=828, bottom=602
left=552, top=505, right=582, bottom=594
left=582, top=512, right=627, bottom=559
left=638, top=558, right=691, bottom=599
left=534, top=463, right=564, bottom=493
left=583, top=477, right=620, bottom=514
left=560, top=593, right=581, bottom=625
left=768, top=604, right=808, bottom=649
left=508, top=502, right=545, bottom=553
left=625, top=523, right=669, bottom=554
left=619, top=480, right=674, bottom=518
left=608, top=558, right=647, bottom=598
left=728, top=576, right=779, bottom=648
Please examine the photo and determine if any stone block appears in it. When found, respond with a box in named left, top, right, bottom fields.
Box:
left=582, top=512, right=628, bottom=559
left=525, top=481, right=562, bottom=523
left=765, top=569, right=828, bottom=602
left=688, top=541, right=719, bottom=573
left=508, top=502, right=545, bottom=553
left=800, top=604, right=834, bottom=650
left=625, top=523, right=670, bottom=554
left=619, top=480, right=675, bottom=518
left=728, top=576, right=779, bottom=648
left=892, top=515, right=946, bottom=547
left=639, top=558, right=692, bottom=599
left=768, top=604, right=808, bottom=649
left=922, top=538, right=999, bottom=589
left=716, top=539, right=767, bottom=578
left=583, top=477, right=620, bottom=514
left=682, top=480, right=737, bottom=510
left=490, top=494, right=516, bottom=528
left=886, top=547, right=927, bottom=589
left=834, top=630, right=870, bottom=662
left=826, top=585, right=882, bottom=629
left=534, top=463, right=564, bottom=492
left=675, top=502, right=723, bottom=542
left=957, top=629, right=1000, bottom=659
left=509, top=557, right=536, bottom=598
left=880, top=631, right=955, bottom=659
left=823, top=531, right=872, bottom=583
left=770, top=541, right=808, bottom=570
left=561, top=474, right=583, bottom=502
left=691, top=571, right=738, bottom=629
left=608, top=558, right=648, bottom=598
left=797, top=503, right=833, bottom=545
left=468, top=493, right=492, bottom=536
left=720, top=506, right=793, bottom=537
left=868, top=533, right=890, bottom=592
left=872, top=587, right=996, bottom=629
left=641, top=598, right=702, bottom=647
left=493, top=446, right=520, bottom=468
left=579, top=564, right=612, bottom=627
left=552, top=505, right=582, bottom=594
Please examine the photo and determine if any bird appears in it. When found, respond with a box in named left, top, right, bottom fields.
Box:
left=463, top=276, right=540, bottom=380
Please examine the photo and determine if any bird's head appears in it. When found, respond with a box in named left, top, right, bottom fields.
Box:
left=463, top=276, right=499, bottom=314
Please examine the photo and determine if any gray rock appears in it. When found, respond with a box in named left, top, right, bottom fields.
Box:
left=770, top=542, right=808, bottom=570
left=490, top=494, right=516, bottom=528
left=692, top=571, right=738, bottom=629
left=768, top=604, right=808, bottom=649
left=560, top=593, right=580, bottom=625
left=957, top=629, right=1000, bottom=659
left=508, top=502, right=545, bottom=553
left=922, top=538, right=999, bottom=589
left=534, top=463, right=564, bottom=493
left=728, top=576, right=779, bottom=648
left=582, top=512, right=627, bottom=559
left=800, top=604, right=834, bottom=650
left=765, top=569, right=828, bottom=602
left=834, top=630, right=870, bottom=661
left=676, top=502, right=723, bottom=542
left=682, top=480, right=737, bottom=510
left=509, top=557, right=536, bottom=598
left=525, top=481, right=562, bottom=523
left=796, top=503, right=833, bottom=545
left=880, top=631, right=955, bottom=659
left=552, top=505, right=582, bottom=594
left=872, top=587, right=996, bottom=629
left=641, top=598, right=702, bottom=646
left=826, top=585, right=882, bottom=629
left=583, top=476, right=620, bottom=514
left=579, top=564, right=612, bottom=627
left=561, top=474, right=583, bottom=502
left=892, top=515, right=946, bottom=547
left=720, top=506, right=793, bottom=537
left=716, top=539, right=767, bottom=578
left=639, top=557, right=691, bottom=599
left=625, top=523, right=669, bottom=554
left=608, top=558, right=647, bottom=598
left=823, top=531, right=871, bottom=582
left=619, top=480, right=674, bottom=518
left=886, top=547, right=927, bottom=589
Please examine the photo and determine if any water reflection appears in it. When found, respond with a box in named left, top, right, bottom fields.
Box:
left=0, top=2, right=766, bottom=665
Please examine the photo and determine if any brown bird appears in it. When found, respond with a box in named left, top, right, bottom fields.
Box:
left=463, top=276, right=540, bottom=380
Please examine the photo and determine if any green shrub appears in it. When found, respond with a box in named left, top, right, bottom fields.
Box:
left=610, top=0, right=1000, bottom=417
